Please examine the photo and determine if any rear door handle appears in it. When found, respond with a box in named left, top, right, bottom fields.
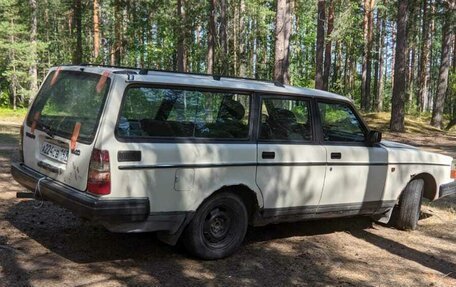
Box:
left=262, top=151, right=275, bottom=159
left=331, top=152, right=342, bottom=159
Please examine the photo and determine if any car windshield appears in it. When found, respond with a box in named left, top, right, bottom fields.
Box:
left=26, top=70, right=110, bottom=144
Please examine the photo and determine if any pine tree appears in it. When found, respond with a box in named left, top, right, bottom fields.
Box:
left=390, top=0, right=408, bottom=132
left=0, top=0, right=34, bottom=108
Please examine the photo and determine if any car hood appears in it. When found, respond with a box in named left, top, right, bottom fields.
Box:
left=380, top=140, right=417, bottom=150
left=380, top=140, right=453, bottom=165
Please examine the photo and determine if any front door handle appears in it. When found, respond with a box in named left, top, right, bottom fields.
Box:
left=331, top=152, right=342, bottom=159
left=262, top=151, right=275, bottom=159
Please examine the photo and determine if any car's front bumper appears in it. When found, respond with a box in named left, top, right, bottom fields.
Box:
left=11, top=162, right=150, bottom=222
left=439, top=181, right=456, bottom=198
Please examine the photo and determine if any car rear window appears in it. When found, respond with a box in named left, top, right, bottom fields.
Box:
left=117, top=86, right=251, bottom=140
left=26, top=70, right=110, bottom=144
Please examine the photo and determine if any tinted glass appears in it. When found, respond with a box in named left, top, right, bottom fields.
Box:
left=26, top=70, right=110, bottom=143
left=118, top=87, right=250, bottom=139
left=318, top=102, right=365, bottom=142
left=259, top=98, right=312, bottom=141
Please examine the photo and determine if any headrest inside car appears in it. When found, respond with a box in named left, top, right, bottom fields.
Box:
left=219, top=99, right=245, bottom=121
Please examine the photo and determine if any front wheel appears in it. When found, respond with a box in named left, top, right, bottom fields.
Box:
left=183, top=192, right=248, bottom=260
left=395, top=179, right=424, bottom=230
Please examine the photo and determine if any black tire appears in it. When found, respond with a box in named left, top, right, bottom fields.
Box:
left=183, top=192, right=248, bottom=260
left=396, top=179, right=424, bottom=230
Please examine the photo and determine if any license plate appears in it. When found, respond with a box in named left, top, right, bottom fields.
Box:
left=40, top=141, right=69, bottom=163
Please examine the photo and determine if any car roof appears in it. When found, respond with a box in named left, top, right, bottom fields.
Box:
left=55, top=65, right=351, bottom=103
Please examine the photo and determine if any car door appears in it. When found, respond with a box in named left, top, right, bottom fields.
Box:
left=113, top=85, right=258, bottom=212
left=316, top=100, right=388, bottom=216
left=256, top=96, right=327, bottom=219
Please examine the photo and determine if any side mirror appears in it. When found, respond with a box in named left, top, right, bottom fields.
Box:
left=367, top=130, right=382, bottom=144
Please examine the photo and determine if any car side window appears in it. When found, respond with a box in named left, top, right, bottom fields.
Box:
left=117, top=86, right=250, bottom=139
left=318, top=102, right=365, bottom=142
left=259, top=98, right=312, bottom=141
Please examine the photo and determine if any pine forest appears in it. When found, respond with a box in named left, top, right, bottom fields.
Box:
left=0, top=0, right=455, bottom=131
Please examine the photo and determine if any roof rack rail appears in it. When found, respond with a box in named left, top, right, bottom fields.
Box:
left=63, top=63, right=285, bottom=87
left=273, top=81, right=285, bottom=87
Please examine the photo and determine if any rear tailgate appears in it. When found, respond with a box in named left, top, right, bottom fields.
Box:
left=23, top=68, right=111, bottom=191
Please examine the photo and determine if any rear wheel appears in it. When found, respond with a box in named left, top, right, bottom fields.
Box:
left=395, top=179, right=424, bottom=230
left=183, top=192, right=248, bottom=260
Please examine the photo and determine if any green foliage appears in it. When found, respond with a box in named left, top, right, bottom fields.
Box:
left=0, top=106, right=27, bottom=122
left=0, top=0, right=453, bottom=126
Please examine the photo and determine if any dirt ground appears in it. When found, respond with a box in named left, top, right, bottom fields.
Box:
left=1, top=122, right=456, bottom=287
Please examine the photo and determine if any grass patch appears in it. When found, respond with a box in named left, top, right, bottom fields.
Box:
left=0, top=119, right=20, bottom=146
left=363, top=112, right=455, bottom=136
left=0, top=107, right=27, bottom=125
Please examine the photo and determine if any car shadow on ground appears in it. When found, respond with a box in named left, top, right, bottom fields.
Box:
left=6, top=200, right=376, bottom=264
left=244, top=216, right=374, bottom=244
left=5, top=198, right=456, bottom=286
left=4, top=200, right=380, bottom=286
left=6, top=200, right=177, bottom=263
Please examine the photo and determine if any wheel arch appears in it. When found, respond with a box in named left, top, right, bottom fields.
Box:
left=158, top=184, right=260, bottom=246
left=410, top=172, right=437, bottom=200
left=199, top=184, right=261, bottom=224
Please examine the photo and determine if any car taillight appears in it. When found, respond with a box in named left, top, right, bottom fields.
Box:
left=451, top=160, right=456, bottom=179
left=87, top=149, right=111, bottom=195
left=19, top=125, right=24, bottom=162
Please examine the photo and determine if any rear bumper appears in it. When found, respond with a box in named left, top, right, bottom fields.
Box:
left=439, top=181, right=456, bottom=198
left=11, top=162, right=150, bottom=223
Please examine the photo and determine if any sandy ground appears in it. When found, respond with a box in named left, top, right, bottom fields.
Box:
left=0, top=124, right=455, bottom=287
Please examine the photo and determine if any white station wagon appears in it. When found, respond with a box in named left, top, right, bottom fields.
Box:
left=12, top=65, right=456, bottom=259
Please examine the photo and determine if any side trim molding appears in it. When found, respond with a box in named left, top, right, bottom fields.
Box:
left=254, top=200, right=397, bottom=226
left=118, top=161, right=449, bottom=170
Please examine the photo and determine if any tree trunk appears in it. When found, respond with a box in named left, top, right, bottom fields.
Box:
left=343, top=43, right=350, bottom=95
left=349, top=53, right=356, bottom=98
left=427, top=1, right=436, bottom=110
left=391, top=25, right=396, bottom=93
left=406, top=0, right=418, bottom=106
left=220, top=0, right=228, bottom=74
left=253, top=18, right=259, bottom=78
left=373, top=9, right=380, bottom=111
left=176, top=0, right=187, bottom=72
left=315, top=0, right=325, bottom=89
left=361, top=0, right=375, bottom=111
left=452, top=37, right=456, bottom=125
left=408, top=47, right=416, bottom=103
left=332, top=40, right=341, bottom=86
left=72, top=0, right=82, bottom=64
left=233, top=2, right=238, bottom=75
left=376, top=13, right=385, bottom=112
left=111, top=0, right=122, bottom=66
left=431, top=6, right=454, bottom=128
left=9, top=19, right=17, bottom=110
left=207, top=0, right=216, bottom=74
left=93, top=0, right=100, bottom=59
left=273, top=0, right=292, bottom=84
left=390, top=0, right=408, bottom=132
left=323, top=0, right=334, bottom=91
left=239, top=0, right=246, bottom=76
left=418, top=0, right=431, bottom=112
left=29, top=0, right=38, bottom=105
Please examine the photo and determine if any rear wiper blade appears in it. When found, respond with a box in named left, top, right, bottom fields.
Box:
left=36, top=120, right=54, bottom=138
